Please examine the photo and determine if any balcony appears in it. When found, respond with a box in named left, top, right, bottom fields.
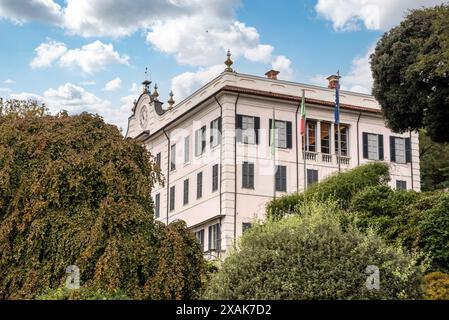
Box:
left=303, top=151, right=317, bottom=161
left=302, top=151, right=351, bottom=166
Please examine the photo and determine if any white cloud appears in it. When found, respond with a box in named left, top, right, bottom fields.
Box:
left=315, top=0, right=446, bottom=31
left=0, top=87, right=12, bottom=93
left=0, top=0, right=63, bottom=24
left=103, top=77, right=122, bottom=91
left=309, top=45, right=375, bottom=94
left=11, top=83, right=129, bottom=131
left=30, top=40, right=67, bottom=68
left=30, top=40, right=129, bottom=74
left=147, top=19, right=275, bottom=67
left=272, top=55, right=293, bottom=80
left=341, top=45, right=375, bottom=94
left=4, top=79, right=15, bottom=85
left=59, top=40, right=129, bottom=74
left=171, top=64, right=223, bottom=101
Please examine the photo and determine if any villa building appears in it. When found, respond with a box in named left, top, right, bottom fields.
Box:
left=126, top=52, right=420, bottom=258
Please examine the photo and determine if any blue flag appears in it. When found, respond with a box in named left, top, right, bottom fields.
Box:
left=334, top=79, right=340, bottom=125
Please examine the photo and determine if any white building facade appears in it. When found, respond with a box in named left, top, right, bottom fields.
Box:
left=126, top=57, right=420, bottom=258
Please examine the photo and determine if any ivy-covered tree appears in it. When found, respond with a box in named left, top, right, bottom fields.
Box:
left=371, top=5, right=449, bottom=143
left=0, top=99, right=205, bottom=299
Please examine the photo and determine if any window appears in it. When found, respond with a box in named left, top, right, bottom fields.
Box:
left=390, top=137, right=411, bottom=164
left=236, top=115, right=259, bottom=144
left=155, top=152, right=161, bottom=168
left=242, top=223, right=252, bottom=233
left=195, top=126, right=206, bottom=156
left=335, top=124, right=349, bottom=156
left=184, top=136, right=190, bottom=163
left=275, top=165, right=287, bottom=192
left=212, top=164, right=219, bottom=192
left=183, top=179, right=189, bottom=205
left=242, top=162, right=254, bottom=189
left=154, top=193, right=160, bottom=218
left=208, top=223, right=221, bottom=251
left=363, top=133, right=384, bottom=160
left=169, top=186, right=175, bottom=211
left=307, top=169, right=318, bottom=186
left=269, top=119, right=292, bottom=149
left=396, top=180, right=407, bottom=190
left=195, top=229, right=205, bottom=251
left=170, top=144, right=176, bottom=171
left=210, top=117, right=222, bottom=148
left=197, top=172, right=203, bottom=199
left=321, top=122, right=331, bottom=154
left=306, top=120, right=317, bottom=152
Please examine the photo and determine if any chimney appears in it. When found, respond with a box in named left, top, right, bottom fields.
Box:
left=265, top=69, right=280, bottom=80
left=326, top=74, right=341, bottom=89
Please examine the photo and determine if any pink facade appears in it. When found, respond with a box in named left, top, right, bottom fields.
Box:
left=126, top=69, right=420, bottom=258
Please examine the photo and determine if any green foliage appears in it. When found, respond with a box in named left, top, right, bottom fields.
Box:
left=267, top=162, right=390, bottom=220
left=424, top=272, right=449, bottom=300
left=36, top=287, right=130, bottom=300
left=420, top=129, right=449, bottom=191
left=350, top=186, right=449, bottom=271
left=0, top=99, right=205, bottom=299
left=371, top=4, right=449, bottom=143
left=205, top=201, right=425, bottom=300
left=418, top=194, right=449, bottom=270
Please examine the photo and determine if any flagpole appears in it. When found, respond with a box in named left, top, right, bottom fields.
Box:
left=302, top=89, right=307, bottom=191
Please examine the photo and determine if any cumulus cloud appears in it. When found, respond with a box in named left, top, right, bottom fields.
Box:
left=59, top=41, right=129, bottom=74
left=315, top=0, right=446, bottom=31
left=340, top=45, right=375, bottom=94
left=4, top=79, right=15, bottom=85
left=30, top=40, right=67, bottom=68
left=30, top=40, right=129, bottom=74
left=0, top=87, right=12, bottom=93
left=103, top=77, right=122, bottom=91
left=272, top=55, right=293, bottom=80
left=0, top=0, right=63, bottom=24
left=11, top=83, right=130, bottom=131
left=171, top=64, right=223, bottom=101
left=309, top=45, right=375, bottom=94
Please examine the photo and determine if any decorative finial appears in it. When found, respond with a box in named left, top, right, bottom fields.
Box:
left=142, top=67, right=151, bottom=93
left=152, top=83, right=159, bottom=100
left=224, top=49, right=233, bottom=72
left=167, top=91, right=175, bottom=109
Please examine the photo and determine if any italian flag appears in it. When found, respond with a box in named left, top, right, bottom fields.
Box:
left=300, top=90, right=306, bottom=136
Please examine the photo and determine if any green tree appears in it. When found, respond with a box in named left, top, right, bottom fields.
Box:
left=371, top=5, right=449, bottom=143
left=420, top=129, right=449, bottom=191
left=205, top=201, right=425, bottom=300
left=0, top=99, right=205, bottom=299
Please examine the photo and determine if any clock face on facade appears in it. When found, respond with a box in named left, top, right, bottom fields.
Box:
left=139, top=105, right=148, bottom=128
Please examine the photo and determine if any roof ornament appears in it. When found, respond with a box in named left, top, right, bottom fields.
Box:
left=224, top=49, right=234, bottom=72
left=142, top=67, right=151, bottom=93
left=167, top=91, right=175, bottom=109
left=152, top=83, right=159, bottom=101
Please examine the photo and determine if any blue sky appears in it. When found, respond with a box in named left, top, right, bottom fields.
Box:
left=0, top=0, right=444, bottom=131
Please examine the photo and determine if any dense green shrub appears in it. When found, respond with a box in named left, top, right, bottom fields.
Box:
left=206, top=201, right=424, bottom=299
left=424, top=272, right=449, bottom=300
left=418, top=194, right=449, bottom=270
left=0, top=100, right=205, bottom=299
left=267, top=162, right=390, bottom=220
left=350, top=186, right=449, bottom=271
left=37, top=287, right=130, bottom=300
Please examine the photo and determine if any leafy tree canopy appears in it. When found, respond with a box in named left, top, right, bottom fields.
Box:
left=371, top=4, right=449, bottom=142
left=0, top=99, right=205, bottom=299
